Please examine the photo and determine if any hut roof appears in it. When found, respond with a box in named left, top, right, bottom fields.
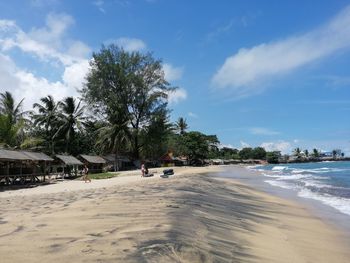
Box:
left=103, top=154, right=130, bottom=162
left=21, top=151, right=54, bottom=161
left=80, top=155, right=106, bottom=164
left=159, top=153, right=174, bottom=161
left=55, top=155, right=83, bottom=165
left=0, top=149, right=53, bottom=161
left=0, top=149, right=29, bottom=161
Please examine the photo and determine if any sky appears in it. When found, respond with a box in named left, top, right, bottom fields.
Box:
left=0, top=0, right=350, bottom=155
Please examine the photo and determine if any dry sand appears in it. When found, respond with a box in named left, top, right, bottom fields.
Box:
left=0, top=165, right=349, bottom=262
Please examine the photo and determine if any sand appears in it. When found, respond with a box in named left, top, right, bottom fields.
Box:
left=0, top=165, right=349, bottom=262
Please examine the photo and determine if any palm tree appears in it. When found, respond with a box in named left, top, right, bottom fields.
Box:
left=0, top=114, right=24, bottom=148
left=32, top=95, right=61, bottom=154
left=293, top=147, right=301, bottom=159
left=304, top=149, right=309, bottom=157
left=95, top=108, right=130, bottom=171
left=312, top=148, right=319, bottom=158
left=0, top=91, right=25, bottom=125
left=176, top=117, right=188, bottom=135
left=55, top=97, right=85, bottom=154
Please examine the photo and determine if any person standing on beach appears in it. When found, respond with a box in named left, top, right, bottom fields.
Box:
left=141, top=163, right=145, bottom=177
left=83, top=165, right=91, bottom=183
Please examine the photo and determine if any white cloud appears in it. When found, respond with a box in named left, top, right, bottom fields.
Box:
left=163, top=63, right=183, bottom=82
left=62, top=60, right=90, bottom=90
left=249, top=127, right=280, bottom=136
left=188, top=112, right=198, bottom=118
left=260, top=141, right=292, bottom=154
left=219, top=143, right=235, bottom=149
left=0, top=13, right=90, bottom=65
left=212, top=5, right=350, bottom=97
left=167, top=88, right=187, bottom=105
left=114, top=37, right=146, bottom=52
left=240, top=140, right=251, bottom=148
left=0, top=13, right=92, bottom=110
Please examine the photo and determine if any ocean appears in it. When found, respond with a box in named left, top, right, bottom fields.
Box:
left=249, top=161, right=350, bottom=216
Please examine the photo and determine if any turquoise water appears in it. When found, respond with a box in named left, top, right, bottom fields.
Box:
left=249, top=161, right=350, bottom=216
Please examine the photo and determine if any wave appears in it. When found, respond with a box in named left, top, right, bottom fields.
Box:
left=298, top=189, right=350, bottom=216
left=264, top=180, right=296, bottom=189
left=271, top=166, right=288, bottom=171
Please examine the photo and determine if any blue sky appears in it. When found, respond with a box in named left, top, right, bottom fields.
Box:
left=0, top=0, right=350, bottom=154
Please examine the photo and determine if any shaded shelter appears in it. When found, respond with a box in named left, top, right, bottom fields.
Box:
left=0, top=149, right=53, bottom=185
left=79, top=155, right=106, bottom=173
left=53, top=155, right=83, bottom=178
left=103, top=154, right=134, bottom=171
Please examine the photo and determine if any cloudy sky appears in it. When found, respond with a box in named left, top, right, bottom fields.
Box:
left=0, top=0, right=350, bottom=154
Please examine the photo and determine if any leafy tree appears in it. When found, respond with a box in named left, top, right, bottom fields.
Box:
left=219, top=147, right=238, bottom=159
left=0, top=114, right=24, bottom=148
left=32, top=95, right=61, bottom=154
left=239, top=147, right=253, bottom=160
left=0, top=91, right=25, bottom=125
left=95, top=107, right=130, bottom=171
left=266, top=151, right=280, bottom=164
left=304, top=149, right=309, bottom=157
left=55, top=97, right=85, bottom=154
left=141, top=108, right=173, bottom=160
left=82, top=44, right=175, bottom=160
left=251, top=147, right=267, bottom=159
left=312, top=148, right=319, bottom=157
left=0, top=91, right=26, bottom=148
left=176, top=117, right=188, bottom=135
left=181, top=131, right=218, bottom=161
left=293, top=147, right=301, bottom=158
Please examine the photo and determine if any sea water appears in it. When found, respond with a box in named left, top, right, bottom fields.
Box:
left=249, top=161, right=350, bottom=216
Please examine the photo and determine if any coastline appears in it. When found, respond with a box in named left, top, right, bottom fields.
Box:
left=0, top=165, right=349, bottom=262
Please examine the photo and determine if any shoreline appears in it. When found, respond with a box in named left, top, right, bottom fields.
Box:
left=232, top=164, right=350, bottom=234
left=0, top=165, right=349, bottom=262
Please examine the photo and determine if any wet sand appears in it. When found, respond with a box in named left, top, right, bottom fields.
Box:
left=0, top=166, right=349, bottom=262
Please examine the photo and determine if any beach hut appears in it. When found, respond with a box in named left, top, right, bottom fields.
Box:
left=103, top=154, right=134, bottom=171
left=79, top=155, right=106, bottom=173
left=159, top=152, right=175, bottom=167
left=0, top=149, right=53, bottom=185
left=53, top=155, right=83, bottom=178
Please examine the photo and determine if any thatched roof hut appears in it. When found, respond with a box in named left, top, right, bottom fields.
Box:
left=79, top=155, right=106, bottom=173
left=79, top=155, right=106, bottom=164
left=55, top=155, right=83, bottom=165
left=0, top=149, right=53, bottom=185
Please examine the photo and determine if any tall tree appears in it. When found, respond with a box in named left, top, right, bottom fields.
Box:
left=82, top=44, right=175, bottom=160
left=176, top=117, right=188, bottom=135
left=32, top=95, right=61, bottom=154
left=0, top=91, right=26, bottom=148
left=0, top=91, right=25, bottom=124
left=55, top=97, right=85, bottom=154
left=0, top=114, right=24, bottom=148
left=95, top=107, right=130, bottom=171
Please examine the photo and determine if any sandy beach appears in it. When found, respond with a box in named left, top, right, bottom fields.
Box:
left=0, top=165, right=349, bottom=262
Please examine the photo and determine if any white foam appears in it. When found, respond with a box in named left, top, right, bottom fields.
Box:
left=264, top=180, right=296, bottom=190
left=272, top=166, right=288, bottom=171
left=298, top=189, right=350, bottom=216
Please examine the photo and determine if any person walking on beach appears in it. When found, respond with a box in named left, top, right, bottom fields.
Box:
left=83, top=165, right=91, bottom=183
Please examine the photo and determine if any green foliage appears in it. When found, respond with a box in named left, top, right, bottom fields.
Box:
left=180, top=131, right=219, bottom=160
left=176, top=117, right=188, bottom=135
left=0, top=114, right=24, bottom=148
left=239, top=147, right=253, bottom=159
left=82, top=44, right=175, bottom=159
left=266, top=152, right=280, bottom=164
left=251, top=147, right=266, bottom=159
left=89, top=172, right=120, bottom=179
